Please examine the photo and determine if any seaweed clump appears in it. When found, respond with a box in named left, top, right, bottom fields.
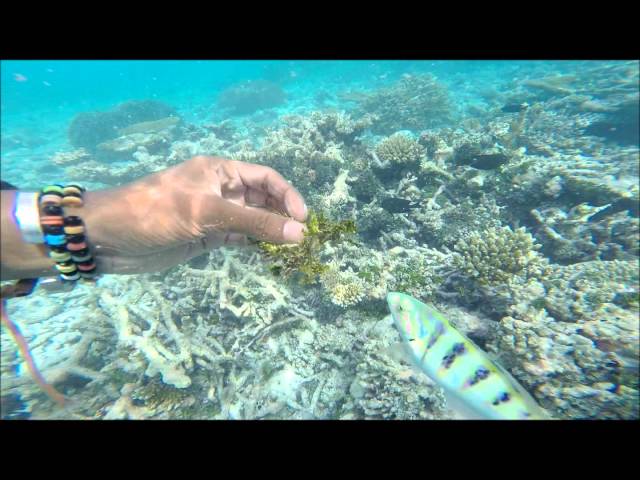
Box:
left=257, top=211, right=357, bottom=284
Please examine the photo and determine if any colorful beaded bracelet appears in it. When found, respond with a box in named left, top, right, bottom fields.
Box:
left=64, top=217, right=97, bottom=279
left=38, top=183, right=98, bottom=282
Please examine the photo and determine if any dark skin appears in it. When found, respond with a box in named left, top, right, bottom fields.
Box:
left=1, top=156, right=307, bottom=281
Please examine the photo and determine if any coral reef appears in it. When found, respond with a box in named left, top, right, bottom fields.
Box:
left=542, top=260, right=639, bottom=323
left=1, top=284, right=111, bottom=417
left=348, top=335, right=448, bottom=419
left=488, top=303, right=639, bottom=419
left=3, top=61, right=638, bottom=420
left=531, top=204, right=639, bottom=262
left=65, top=147, right=169, bottom=186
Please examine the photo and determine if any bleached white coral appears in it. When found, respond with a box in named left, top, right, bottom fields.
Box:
left=322, top=169, right=356, bottom=208
left=319, top=264, right=366, bottom=308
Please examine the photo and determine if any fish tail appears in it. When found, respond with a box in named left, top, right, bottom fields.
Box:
left=1, top=300, right=65, bottom=407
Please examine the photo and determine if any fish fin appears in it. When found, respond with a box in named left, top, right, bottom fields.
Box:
left=443, top=389, right=486, bottom=420
left=385, top=342, right=412, bottom=365
left=385, top=342, right=428, bottom=378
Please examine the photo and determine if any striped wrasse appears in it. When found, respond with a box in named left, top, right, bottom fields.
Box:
left=386, top=292, right=550, bottom=420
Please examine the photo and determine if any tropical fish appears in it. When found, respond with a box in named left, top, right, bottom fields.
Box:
left=501, top=102, right=529, bottom=113
left=386, top=292, right=550, bottom=420
left=380, top=197, right=420, bottom=214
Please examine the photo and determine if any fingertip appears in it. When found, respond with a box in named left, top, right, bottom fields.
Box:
left=283, top=220, right=305, bottom=243
left=284, top=189, right=308, bottom=221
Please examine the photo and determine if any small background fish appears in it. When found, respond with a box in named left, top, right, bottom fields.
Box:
left=380, top=197, right=420, bottom=213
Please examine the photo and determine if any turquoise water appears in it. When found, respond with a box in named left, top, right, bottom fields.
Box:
left=1, top=60, right=638, bottom=420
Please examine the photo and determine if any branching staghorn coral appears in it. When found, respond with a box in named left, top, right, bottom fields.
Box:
left=98, top=278, right=228, bottom=389
left=0, top=284, right=114, bottom=418
left=531, top=204, right=639, bottom=262
left=230, top=111, right=374, bottom=201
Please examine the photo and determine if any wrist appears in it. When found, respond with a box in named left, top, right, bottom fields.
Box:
left=1, top=190, right=55, bottom=280
left=78, top=188, right=122, bottom=275
left=1, top=187, right=123, bottom=280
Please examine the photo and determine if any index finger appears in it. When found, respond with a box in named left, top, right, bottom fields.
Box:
left=232, top=160, right=307, bottom=222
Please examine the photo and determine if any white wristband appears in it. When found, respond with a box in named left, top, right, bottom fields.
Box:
left=14, top=192, right=44, bottom=244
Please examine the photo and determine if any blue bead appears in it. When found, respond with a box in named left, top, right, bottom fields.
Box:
left=45, top=234, right=66, bottom=246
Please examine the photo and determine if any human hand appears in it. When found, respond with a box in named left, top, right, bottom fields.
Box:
left=83, top=156, right=307, bottom=274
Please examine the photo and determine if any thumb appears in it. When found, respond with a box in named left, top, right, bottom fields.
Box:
left=210, top=200, right=306, bottom=244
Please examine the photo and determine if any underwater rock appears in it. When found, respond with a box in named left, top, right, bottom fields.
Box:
left=216, top=79, right=286, bottom=116
left=94, top=117, right=180, bottom=162
left=584, top=99, right=640, bottom=146
left=68, top=100, right=178, bottom=151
